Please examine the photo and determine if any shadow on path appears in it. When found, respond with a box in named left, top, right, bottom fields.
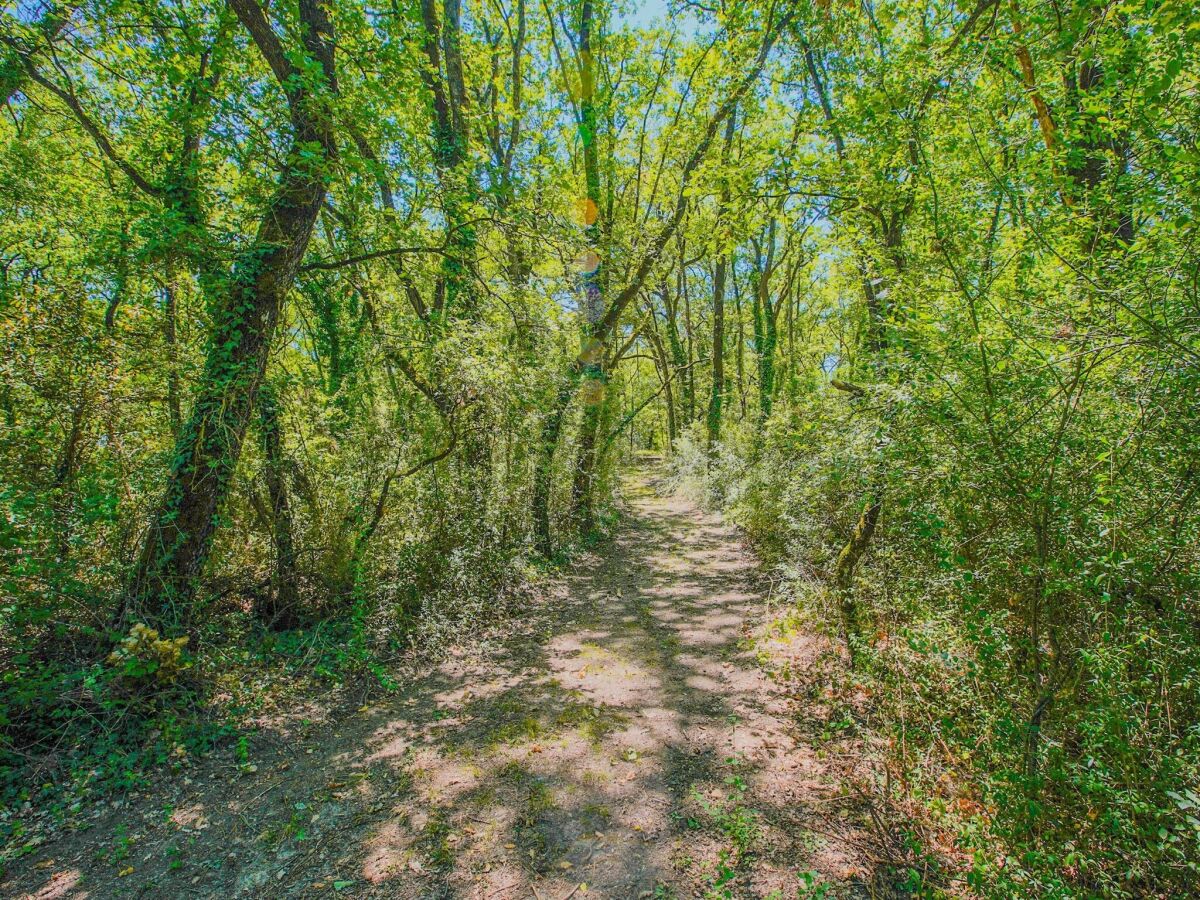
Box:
left=11, top=467, right=887, bottom=900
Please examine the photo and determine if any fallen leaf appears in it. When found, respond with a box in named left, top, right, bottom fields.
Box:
left=118, top=866, right=134, bottom=877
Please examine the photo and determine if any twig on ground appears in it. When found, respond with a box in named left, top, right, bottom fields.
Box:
left=485, top=881, right=521, bottom=899
left=245, top=779, right=285, bottom=807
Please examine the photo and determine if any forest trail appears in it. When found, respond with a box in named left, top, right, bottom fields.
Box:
left=13, top=468, right=879, bottom=899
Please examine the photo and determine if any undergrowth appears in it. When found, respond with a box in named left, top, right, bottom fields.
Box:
left=668, top=420, right=1200, bottom=898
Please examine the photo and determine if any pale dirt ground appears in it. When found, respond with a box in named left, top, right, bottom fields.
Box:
left=7, top=469, right=892, bottom=899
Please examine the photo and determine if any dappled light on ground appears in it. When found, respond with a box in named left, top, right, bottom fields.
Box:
left=6, top=471, right=882, bottom=899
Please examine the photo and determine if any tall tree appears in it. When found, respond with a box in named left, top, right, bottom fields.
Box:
left=706, top=108, right=736, bottom=452
left=533, top=3, right=792, bottom=553
left=125, top=0, right=338, bottom=628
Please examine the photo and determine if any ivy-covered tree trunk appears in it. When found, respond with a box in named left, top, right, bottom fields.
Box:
left=417, top=0, right=496, bottom=510
left=419, top=0, right=476, bottom=323
left=661, top=277, right=691, bottom=432
left=750, top=273, right=773, bottom=423
left=568, top=0, right=606, bottom=531
left=732, top=260, right=747, bottom=417
left=700, top=109, right=729, bottom=453
left=707, top=244, right=731, bottom=452
left=680, top=265, right=696, bottom=424
left=834, top=496, right=882, bottom=668
left=757, top=300, right=777, bottom=421
left=570, top=360, right=605, bottom=532
left=123, top=0, right=337, bottom=630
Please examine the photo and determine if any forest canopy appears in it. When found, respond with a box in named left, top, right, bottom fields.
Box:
left=1, top=0, right=1198, bottom=895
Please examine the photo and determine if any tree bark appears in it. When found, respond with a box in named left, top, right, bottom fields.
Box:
left=256, top=383, right=300, bottom=630
left=834, top=496, right=882, bottom=667
left=568, top=0, right=607, bottom=530
left=124, top=0, right=337, bottom=630
left=533, top=377, right=575, bottom=556
left=706, top=108, right=736, bottom=451
left=162, top=277, right=183, bottom=439
left=645, top=313, right=677, bottom=447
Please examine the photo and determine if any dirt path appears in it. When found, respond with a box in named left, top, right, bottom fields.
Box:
left=11, top=471, right=881, bottom=899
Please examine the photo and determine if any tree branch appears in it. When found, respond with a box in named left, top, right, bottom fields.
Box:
left=4, top=39, right=164, bottom=199
left=299, top=243, right=448, bottom=271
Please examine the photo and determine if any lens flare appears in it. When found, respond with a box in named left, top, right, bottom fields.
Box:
left=574, top=198, right=599, bottom=226
left=580, top=380, right=606, bottom=404
left=576, top=250, right=601, bottom=274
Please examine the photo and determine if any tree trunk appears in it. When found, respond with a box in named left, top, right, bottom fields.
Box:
left=708, top=256, right=727, bottom=451
left=646, top=320, right=677, bottom=447
left=162, top=277, right=182, bottom=439
left=662, top=278, right=691, bottom=430
left=571, top=387, right=604, bottom=532
left=834, top=496, right=882, bottom=667
left=682, top=265, right=695, bottom=424
left=733, top=260, right=746, bottom=417
left=532, top=14, right=786, bottom=553
left=123, top=0, right=336, bottom=631
left=707, top=102, right=737, bottom=453
left=419, top=0, right=476, bottom=321
left=568, top=0, right=606, bottom=530
left=758, top=299, right=777, bottom=421
left=533, top=378, right=575, bottom=556
left=256, top=383, right=300, bottom=630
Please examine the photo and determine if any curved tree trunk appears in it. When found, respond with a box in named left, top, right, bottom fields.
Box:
left=124, top=0, right=337, bottom=631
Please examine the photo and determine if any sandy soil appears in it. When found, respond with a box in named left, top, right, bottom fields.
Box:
left=6, top=470, right=889, bottom=899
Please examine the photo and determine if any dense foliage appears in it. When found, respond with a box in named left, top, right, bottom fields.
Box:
left=1, top=0, right=1196, bottom=894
